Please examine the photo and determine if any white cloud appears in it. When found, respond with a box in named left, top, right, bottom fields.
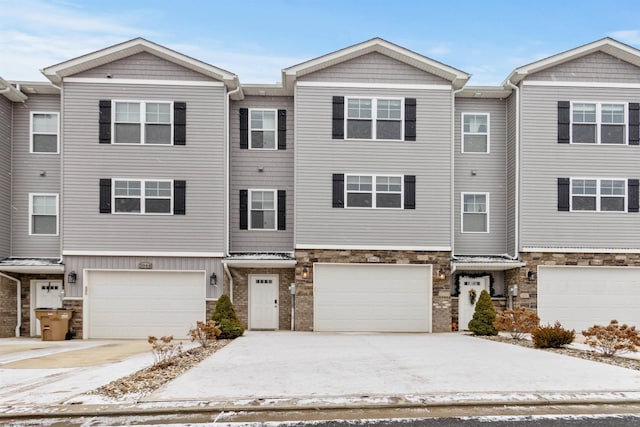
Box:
left=609, top=30, right=640, bottom=45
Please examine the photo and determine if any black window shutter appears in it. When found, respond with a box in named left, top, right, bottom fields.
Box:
left=558, top=101, right=570, bottom=144
left=629, top=179, right=639, bottom=212
left=99, top=100, right=111, bottom=144
left=99, top=179, right=111, bottom=213
left=174, top=102, right=187, bottom=145
left=239, top=108, right=249, bottom=149
left=278, top=109, right=287, bottom=150
left=239, top=190, right=248, bottom=229
left=558, top=177, right=570, bottom=211
left=332, top=96, right=344, bottom=139
left=629, top=103, right=640, bottom=145
left=174, top=180, right=186, bottom=215
left=277, top=190, right=286, bottom=230
left=404, top=98, right=417, bottom=141
left=332, top=174, right=344, bottom=208
left=404, top=175, right=416, bottom=209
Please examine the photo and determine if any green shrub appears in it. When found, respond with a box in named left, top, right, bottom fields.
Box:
left=468, top=289, right=498, bottom=336
left=494, top=307, right=540, bottom=340
left=582, top=320, right=640, bottom=357
left=212, top=294, right=245, bottom=339
left=532, top=322, right=575, bottom=348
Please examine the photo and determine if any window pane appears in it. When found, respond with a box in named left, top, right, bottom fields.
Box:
left=463, top=213, right=487, bottom=232
left=114, top=198, right=141, bottom=213
left=251, top=210, right=275, bottom=229
left=601, top=197, right=625, bottom=212
left=145, top=103, right=171, bottom=123
left=376, top=121, right=401, bottom=140
left=464, top=194, right=486, bottom=213
left=572, top=196, right=596, bottom=210
left=261, top=111, right=276, bottom=129
left=572, top=179, right=597, bottom=195
left=464, top=115, right=487, bottom=133
left=115, top=103, right=140, bottom=122
left=347, top=193, right=372, bottom=207
left=251, top=130, right=275, bottom=149
left=601, top=104, right=624, bottom=124
left=347, top=99, right=372, bottom=119
left=376, top=193, right=401, bottom=208
left=377, top=99, right=401, bottom=120
left=145, top=181, right=171, bottom=197
left=601, top=180, right=625, bottom=196
left=464, top=135, right=488, bottom=152
left=115, top=123, right=141, bottom=143
left=347, top=119, right=372, bottom=139
left=146, top=198, right=171, bottom=213
left=145, top=124, right=171, bottom=144
left=32, top=196, right=56, bottom=215
left=114, top=181, right=140, bottom=197
left=33, top=215, right=56, bottom=234
left=573, top=103, right=596, bottom=123
left=33, top=135, right=57, bottom=152
left=572, top=124, right=596, bottom=143
left=33, top=114, right=57, bottom=133
left=601, top=125, right=624, bottom=144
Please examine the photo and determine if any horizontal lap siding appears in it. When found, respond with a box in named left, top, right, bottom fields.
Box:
left=62, top=83, right=225, bottom=253
left=295, top=86, right=451, bottom=248
left=454, top=98, right=507, bottom=255
left=230, top=96, right=294, bottom=252
left=520, top=85, right=640, bottom=249
left=506, top=94, right=517, bottom=256
left=0, top=97, right=11, bottom=258
left=529, top=52, right=640, bottom=83
left=11, top=94, right=61, bottom=257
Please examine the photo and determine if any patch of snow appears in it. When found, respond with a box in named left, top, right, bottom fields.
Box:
left=0, top=257, right=61, bottom=266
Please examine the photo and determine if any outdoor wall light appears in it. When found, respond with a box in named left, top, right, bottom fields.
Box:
left=302, top=267, right=309, bottom=280
left=209, top=272, right=217, bottom=286
left=527, top=270, right=537, bottom=281
left=437, top=268, right=446, bottom=281
left=67, top=271, right=77, bottom=284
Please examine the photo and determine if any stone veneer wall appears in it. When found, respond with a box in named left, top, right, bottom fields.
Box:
left=0, top=275, right=18, bottom=337
left=227, top=267, right=295, bottom=330
left=63, top=299, right=83, bottom=338
left=294, top=249, right=452, bottom=332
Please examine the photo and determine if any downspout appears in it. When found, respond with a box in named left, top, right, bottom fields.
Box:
left=0, top=272, right=22, bottom=337
left=451, top=87, right=465, bottom=259
left=225, top=83, right=242, bottom=258
left=506, top=80, right=520, bottom=259
left=223, top=262, right=233, bottom=303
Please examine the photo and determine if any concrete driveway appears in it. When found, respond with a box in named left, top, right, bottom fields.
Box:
left=150, top=332, right=640, bottom=403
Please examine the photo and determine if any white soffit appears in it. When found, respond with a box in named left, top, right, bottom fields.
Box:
left=0, top=77, right=28, bottom=102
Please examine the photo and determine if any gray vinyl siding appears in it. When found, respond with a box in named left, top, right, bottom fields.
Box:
left=519, top=84, right=640, bottom=249
left=528, top=52, right=640, bottom=83
left=505, top=93, right=517, bottom=257
left=295, top=85, right=452, bottom=248
left=62, top=82, right=226, bottom=253
left=454, top=98, right=507, bottom=255
left=298, top=52, right=450, bottom=85
left=230, top=96, right=294, bottom=252
left=74, top=52, right=212, bottom=81
left=11, top=94, right=61, bottom=257
left=0, top=97, right=11, bottom=258
left=64, top=255, right=222, bottom=298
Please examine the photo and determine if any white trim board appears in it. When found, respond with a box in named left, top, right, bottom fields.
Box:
left=295, top=244, right=451, bottom=251
left=64, top=77, right=225, bottom=87
left=522, top=80, right=640, bottom=89
left=522, top=247, right=640, bottom=254
left=296, top=81, right=451, bottom=90
left=63, top=250, right=225, bottom=257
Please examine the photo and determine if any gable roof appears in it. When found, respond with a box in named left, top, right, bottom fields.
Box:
left=505, top=37, right=640, bottom=85
left=282, top=37, right=470, bottom=89
left=42, top=38, right=240, bottom=89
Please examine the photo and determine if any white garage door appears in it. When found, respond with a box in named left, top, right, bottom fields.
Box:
left=314, top=263, right=432, bottom=332
left=84, top=270, right=206, bottom=339
left=538, top=266, right=640, bottom=332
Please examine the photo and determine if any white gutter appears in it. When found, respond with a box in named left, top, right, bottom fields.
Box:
left=0, top=272, right=22, bottom=337
left=505, top=80, right=520, bottom=259
left=222, top=261, right=234, bottom=303
left=450, top=87, right=465, bottom=257
left=225, top=84, right=243, bottom=257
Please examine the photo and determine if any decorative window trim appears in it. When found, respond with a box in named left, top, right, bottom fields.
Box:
left=112, top=100, right=174, bottom=145
left=30, top=112, right=60, bottom=154
left=248, top=189, right=277, bottom=230
left=111, top=178, right=174, bottom=215
left=461, top=112, right=490, bottom=153
left=28, top=193, right=59, bottom=236
left=248, top=108, right=278, bottom=150
left=344, top=174, right=404, bottom=209
left=570, top=101, right=628, bottom=145
left=461, top=192, right=489, bottom=233
left=569, top=178, right=627, bottom=212
left=344, top=97, right=405, bottom=141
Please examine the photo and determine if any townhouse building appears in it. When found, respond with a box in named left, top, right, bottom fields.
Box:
left=0, top=37, right=638, bottom=339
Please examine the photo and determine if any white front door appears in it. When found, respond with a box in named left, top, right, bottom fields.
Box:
left=31, top=280, right=63, bottom=336
left=458, top=276, right=490, bottom=331
left=249, top=275, right=279, bottom=330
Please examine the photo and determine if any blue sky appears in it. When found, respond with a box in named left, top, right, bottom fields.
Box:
left=2, top=0, right=640, bottom=85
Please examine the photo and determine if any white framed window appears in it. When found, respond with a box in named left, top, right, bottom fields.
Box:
left=346, top=97, right=403, bottom=140
left=346, top=175, right=403, bottom=209
left=462, top=193, right=489, bottom=233
left=462, top=113, right=489, bottom=153
left=249, top=189, right=276, bottom=230
left=571, top=178, right=626, bottom=212
left=113, top=101, right=173, bottom=144
left=30, top=112, right=59, bottom=153
left=29, top=193, right=59, bottom=236
left=249, top=109, right=277, bottom=149
left=113, top=179, right=173, bottom=214
left=571, top=102, right=626, bottom=144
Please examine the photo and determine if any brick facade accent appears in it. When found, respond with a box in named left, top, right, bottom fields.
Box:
left=294, top=249, right=452, bottom=332
left=0, top=275, right=18, bottom=337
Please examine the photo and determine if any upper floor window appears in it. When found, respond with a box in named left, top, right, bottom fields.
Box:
left=571, top=178, right=626, bottom=211
left=113, top=101, right=172, bottom=144
left=462, top=113, right=489, bottom=153
left=249, top=190, right=276, bottom=230
left=250, top=109, right=277, bottom=149
left=572, top=102, right=626, bottom=144
left=113, top=179, right=173, bottom=214
left=30, top=112, right=59, bottom=153
left=346, top=97, right=403, bottom=140
left=29, top=193, right=59, bottom=235
left=462, top=193, right=489, bottom=233
left=345, top=175, right=403, bottom=209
